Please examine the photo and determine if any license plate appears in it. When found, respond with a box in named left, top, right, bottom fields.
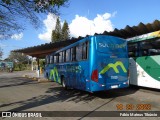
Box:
left=111, top=85, right=118, bottom=89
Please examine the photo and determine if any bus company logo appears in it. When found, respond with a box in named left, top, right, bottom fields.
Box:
left=99, top=43, right=126, bottom=49
left=49, top=67, right=60, bottom=83
left=99, top=61, right=127, bottom=74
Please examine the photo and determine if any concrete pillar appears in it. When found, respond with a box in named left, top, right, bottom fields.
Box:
left=36, top=58, right=40, bottom=78
left=31, top=57, right=33, bottom=71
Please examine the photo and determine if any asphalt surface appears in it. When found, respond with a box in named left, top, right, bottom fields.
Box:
left=0, top=71, right=159, bottom=120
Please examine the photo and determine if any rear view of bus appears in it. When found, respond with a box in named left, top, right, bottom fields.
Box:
left=90, top=36, right=129, bottom=92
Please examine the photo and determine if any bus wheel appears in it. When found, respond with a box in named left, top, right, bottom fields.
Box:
left=62, top=77, right=67, bottom=89
left=46, top=73, right=49, bottom=80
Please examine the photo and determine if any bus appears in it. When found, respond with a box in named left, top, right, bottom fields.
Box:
left=45, top=35, right=129, bottom=92
left=128, top=30, right=160, bottom=89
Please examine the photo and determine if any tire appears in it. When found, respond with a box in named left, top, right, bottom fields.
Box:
left=46, top=73, right=49, bottom=80
left=61, top=77, right=67, bottom=89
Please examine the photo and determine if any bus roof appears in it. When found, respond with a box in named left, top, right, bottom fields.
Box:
left=127, top=30, right=160, bottom=43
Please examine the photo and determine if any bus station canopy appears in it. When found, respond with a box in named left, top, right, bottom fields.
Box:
left=13, top=20, right=160, bottom=58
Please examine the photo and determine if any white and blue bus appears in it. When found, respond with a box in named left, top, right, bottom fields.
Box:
left=45, top=35, right=129, bottom=92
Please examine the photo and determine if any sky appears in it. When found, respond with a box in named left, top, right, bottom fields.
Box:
left=1, top=0, right=160, bottom=59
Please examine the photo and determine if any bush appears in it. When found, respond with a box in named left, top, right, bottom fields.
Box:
left=13, top=63, right=31, bottom=71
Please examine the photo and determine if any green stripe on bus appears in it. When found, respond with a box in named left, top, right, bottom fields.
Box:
left=100, top=61, right=127, bottom=74
left=49, top=67, right=61, bottom=83
left=136, top=55, right=160, bottom=81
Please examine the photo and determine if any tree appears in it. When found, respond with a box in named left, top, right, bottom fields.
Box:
left=51, top=29, right=59, bottom=42
left=0, top=0, right=68, bottom=39
left=7, top=52, right=32, bottom=71
left=62, top=20, right=70, bottom=40
left=51, top=19, right=70, bottom=42
left=8, top=52, right=30, bottom=64
left=51, top=17, right=62, bottom=42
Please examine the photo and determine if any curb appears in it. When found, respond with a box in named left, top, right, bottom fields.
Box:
left=22, top=74, right=50, bottom=83
left=38, top=78, right=50, bottom=83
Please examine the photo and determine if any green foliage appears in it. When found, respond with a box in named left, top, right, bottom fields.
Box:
left=13, top=63, right=31, bottom=71
left=62, top=20, right=70, bottom=40
left=8, top=52, right=30, bottom=64
left=0, top=0, right=68, bottom=39
left=51, top=30, right=56, bottom=42
left=51, top=17, right=62, bottom=42
left=33, top=0, right=68, bottom=13
left=55, top=18, right=62, bottom=33
left=51, top=19, right=70, bottom=42
left=39, top=59, right=45, bottom=69
left=0, top=51, right=32, bottom=71
left=1, top=0, right=68, bottom=14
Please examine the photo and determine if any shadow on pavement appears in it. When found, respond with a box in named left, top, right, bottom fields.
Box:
left=0, top=77, right=38, bottom=88
left=130, top=85, right=160, bottom=94
left=0, top=85, right=138, bottom=112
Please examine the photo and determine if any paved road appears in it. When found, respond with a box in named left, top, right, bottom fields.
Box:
left=0, top=71, right=159, bottom=120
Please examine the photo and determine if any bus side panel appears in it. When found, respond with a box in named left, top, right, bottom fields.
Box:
left=46, top=64, right=60, bottom=82
left=60, top=61, right=90, bottom=91
left=77, top=61, right=90, bottom=91
left=44, top=64, right=53, bottom=81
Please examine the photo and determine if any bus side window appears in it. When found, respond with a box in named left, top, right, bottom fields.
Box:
left=148, top=49, right=160, bottom=55
left=66, top=49, right=70, bottom=62
left=54, top=55, right=56, bottom=63
left=128, top=51, right=135, bottom=57
left=63, top=50, right=66, bottom=62
left=47, top=56, right=50, bottom=64
left=142, top=50, right=148, bottom=56
left=59, top=52, right=62, bottom=63
left=62, top=51, right=64, bottom=62
left=45, top=56, right=48, bottom=65
left=76, top=44, right=82, bottom=61
left=56, top=53, right=59, bottom=63
left=52, top=55, right=54, bottom=63
left=71, top=47, right=76, bottom=61
left=82, top=42, right=88, bottom=60
left=50, top=55, right=53, bottom=63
